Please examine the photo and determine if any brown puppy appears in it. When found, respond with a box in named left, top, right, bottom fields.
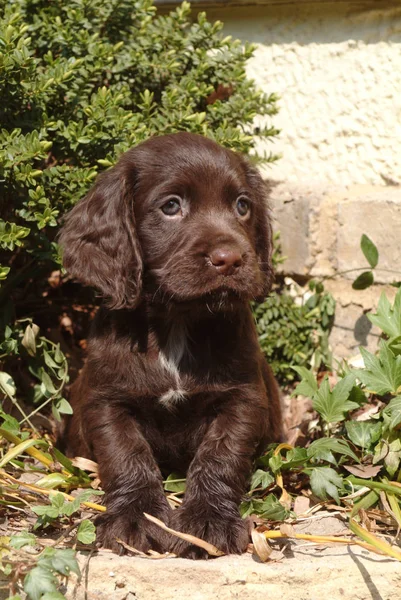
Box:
left=59, top=132, right=282, bottom=559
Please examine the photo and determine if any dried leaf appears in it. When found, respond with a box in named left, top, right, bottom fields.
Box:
left=279, top=523, right=296, bottom=538
left=344, top=464, right=383, bottom=479
left=251, top=529, right=272, bottom=562
left=71, top=457, right=99, bottom=474
left=293, top=496, right=311, bottom=516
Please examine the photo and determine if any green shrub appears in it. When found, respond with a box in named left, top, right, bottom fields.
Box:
left=0, top=0, right=279, bottom=418
left=254, top=277, right=335, bottom=383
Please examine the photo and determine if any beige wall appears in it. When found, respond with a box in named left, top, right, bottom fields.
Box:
left=206, top=2, right=401, bottom=186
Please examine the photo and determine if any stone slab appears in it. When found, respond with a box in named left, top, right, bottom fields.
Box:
left=66, top=542, right=401, bottom=600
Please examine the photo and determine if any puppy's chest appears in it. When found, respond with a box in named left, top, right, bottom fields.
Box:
left=156, top=324, right=192, bottom=407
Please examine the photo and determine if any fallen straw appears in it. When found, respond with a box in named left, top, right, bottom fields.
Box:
left=0, top=471, right=106, bottom=512
left=143, top=512, right=224, bottom=557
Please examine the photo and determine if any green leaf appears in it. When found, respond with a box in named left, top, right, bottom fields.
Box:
left=389, top=336, right=401, bottom=357
left=42, top=593, right=67, bottom=600
left=41, top=371, right=57, bottom=395
left=241, top=494, right=289, bottom=520
left=55, top=398, right=73, bottom=415
left=308, top=467, right=343, bottom=502
left=307, top=437, right=358, bottom=464
left=21, top=323, right=39, bottom=356
left=0, top=371, right=16, bottom=397
left=383, top=396, right=401, bottom=430
left=358, top=343, right=401, bottom=395
left=345, top=420, right=382, bottom=449
left=280, top=447, right=309, bottom=470
left=368, top=289, right=401, bottom=339
left=0, top=438, right=45, bottom=468
left=77, top=520, right=96, bottom=544
left=352, top=271, right=374, bottom=290
left=360, top=234, right=379, bottom=269
left=36, top=472, right=69, bottom=489
left=50, top=492, right=66, bottom=510
left=312, top=374, right=359, bottom=424
left=9, top=532, right=36, bottom=549
left=291, top=367, right=319, bottom=398
left=250, top=469, right=274, bottom=490
left=373, top=432, right=401, bottom=477
left=39, top=548, right=80, bottom=577
left=32, top=504, right=60, bottom=518
left=163, top=473, right=187, bottom=493
left=24, top=566, right=58, bottom=600
left=43, top=350, right=59, bottom=369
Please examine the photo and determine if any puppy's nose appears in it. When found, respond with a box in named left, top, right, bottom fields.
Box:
left=208, top=248, right=243, bottom=275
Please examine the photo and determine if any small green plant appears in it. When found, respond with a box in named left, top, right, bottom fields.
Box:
left=247, top=287, right=401, bottom=558
left=352, top=234, right=401, bottom=289
left=253, top=278, right=335, bottom=383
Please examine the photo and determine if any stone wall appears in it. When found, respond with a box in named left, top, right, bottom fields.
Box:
left=270, top=182, right=400, bottom=359
left=205, top=1, right=401, bottom=186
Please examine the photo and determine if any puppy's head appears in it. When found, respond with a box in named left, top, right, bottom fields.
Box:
left=60, top=133, right=273, bottom=310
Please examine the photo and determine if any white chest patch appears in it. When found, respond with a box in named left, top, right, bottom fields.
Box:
left=159, top=387, right=188, bottom=407
left=158, top=321, right=190, bottom=407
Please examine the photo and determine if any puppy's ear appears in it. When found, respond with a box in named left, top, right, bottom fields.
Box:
left=244, top=162, right=274, bottom=301
left=59, top=162, right=142, bottom=310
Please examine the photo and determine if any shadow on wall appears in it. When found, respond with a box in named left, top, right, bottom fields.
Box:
left=204, top=2, right=401, bottom=46
left=354, top=313, right=373, bottom=347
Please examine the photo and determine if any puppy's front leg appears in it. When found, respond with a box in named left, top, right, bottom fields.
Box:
left=87, top=403, right=172, bottom=554
left=171, top=395, right=269, bottom=559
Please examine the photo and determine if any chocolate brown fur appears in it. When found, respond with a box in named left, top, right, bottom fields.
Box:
left=59, top=133, right=282, bottom=558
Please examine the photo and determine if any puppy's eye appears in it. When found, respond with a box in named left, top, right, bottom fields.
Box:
left=161, top=197, right=182, bottom=217
left=235, top=197, right=250, bottom=218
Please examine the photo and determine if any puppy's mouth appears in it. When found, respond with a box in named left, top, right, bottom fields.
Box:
left=148, top=281, right=254, bottom=311
left=144, top=257, right=263, bottom=309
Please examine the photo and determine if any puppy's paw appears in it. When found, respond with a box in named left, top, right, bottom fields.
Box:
left=169, top=508, right=250, bottom=560
left=96, top=507, right=172, bottom=555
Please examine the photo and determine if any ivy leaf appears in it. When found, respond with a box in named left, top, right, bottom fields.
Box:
left=32, top=504, right=60, bottom=519
left=36, top=472, right=70, bottom=489
left=250, top=469, right=274, bottom=490
left=9, top=532, right=36, bottom=549
left=312, top=373, right=359, bottom=424
left=21, top=323, right=40, bottom=356
left=24, top=566, right=58, bottom=600
left=55, top=398, right=73, bottom=415
left=308, top=467, right=343, bottom=502
left=357, top=343, right=401, bottom=395
left=360, top=234, right=379, bottom=269
left=352, top=271, right=374, bottom=290
left=345, top=420, right=382, bottom=449
left=368, top=289, right=401, bottom=339
left=280, top=447, right=308, bottom=470
left=40, top=371, right=57, bottom=395
left=39, top=548, right=80, bottom=577
left=383, top=396, right=401, bottom=430
left=241, top=494, right=289, bottom=521
left=373, top=432, right=401, bottom=477
left=0, top=371, right=16, bottom=396
left=77, top=520, right=96, bottom=544
left=291, top=366, right=318, bottom=398
left=307, top=437, right=358, bottom=464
